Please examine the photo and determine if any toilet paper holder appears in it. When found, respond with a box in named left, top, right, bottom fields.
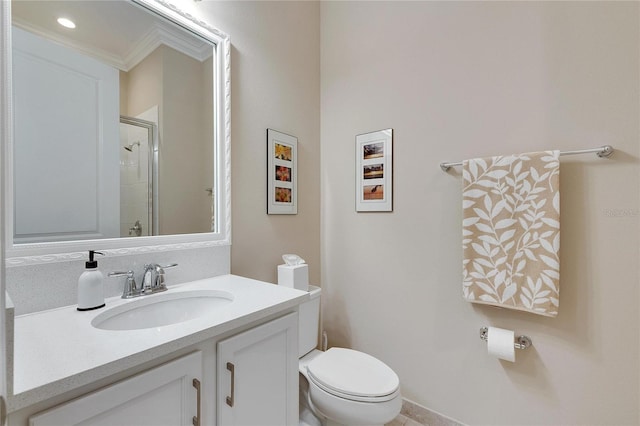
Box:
left=480, top=327, right=532, bottom=350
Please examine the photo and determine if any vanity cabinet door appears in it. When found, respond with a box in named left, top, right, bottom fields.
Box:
left=29, top=351, right=203, bottom=426
left=217, top=312, right=298, bottom=426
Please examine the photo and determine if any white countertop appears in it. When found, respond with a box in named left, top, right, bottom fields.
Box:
left=8, top=274, right=308, bottom=412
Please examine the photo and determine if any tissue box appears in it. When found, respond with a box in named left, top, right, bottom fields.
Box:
left=278, top=264, right=309, bottom=291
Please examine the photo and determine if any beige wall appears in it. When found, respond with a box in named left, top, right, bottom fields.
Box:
left=119, top=71, right=128, bottom=116
left=196, top=1, right=321, bottom=285
left=321, top=2, right=639, bottom=425
left=160, top=46, right=210, bottom=235
left=126, top=47, right=162, bottom=118
left=125, top=46, right=212, bottom=235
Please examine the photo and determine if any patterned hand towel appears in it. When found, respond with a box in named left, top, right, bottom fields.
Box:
left=462, top=151, right=560, bottom=317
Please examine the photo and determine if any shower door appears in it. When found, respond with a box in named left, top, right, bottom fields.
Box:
left=119, top=116, right=158, bottom=237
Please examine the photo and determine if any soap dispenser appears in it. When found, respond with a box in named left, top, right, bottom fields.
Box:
left=77, top=250, right=106, bottom=311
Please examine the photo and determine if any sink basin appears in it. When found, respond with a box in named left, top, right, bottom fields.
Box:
left=91, top=290, right=234, bottom=331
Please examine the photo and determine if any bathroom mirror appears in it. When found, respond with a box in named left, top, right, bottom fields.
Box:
left=4, top=0, right=230, bottom=259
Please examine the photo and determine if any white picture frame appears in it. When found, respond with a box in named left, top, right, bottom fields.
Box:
left=267, top=129, right=298, bottom=214
left=356, top=129, right=393, bottom=212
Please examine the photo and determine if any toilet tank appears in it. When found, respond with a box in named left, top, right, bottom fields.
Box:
left=299, top=285, right=321, bottom=357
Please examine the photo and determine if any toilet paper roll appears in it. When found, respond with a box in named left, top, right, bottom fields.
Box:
left=487, top=326, right=516, bottom=362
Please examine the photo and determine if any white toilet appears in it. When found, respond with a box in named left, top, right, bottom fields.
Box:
left=298, top=286, right=402, bottom=426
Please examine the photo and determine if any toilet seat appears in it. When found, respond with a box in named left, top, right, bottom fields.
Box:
left=306, top=348, right=400, bottom=403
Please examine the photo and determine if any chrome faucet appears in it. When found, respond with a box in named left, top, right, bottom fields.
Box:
left=109, top=263, right=178, bottom=299
left=141, top=263, right=178, bottom=293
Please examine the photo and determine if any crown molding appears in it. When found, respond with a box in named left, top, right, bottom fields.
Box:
left=124, top=22, right=212, bottom=71
left=11, top=17, right=127, bottom=70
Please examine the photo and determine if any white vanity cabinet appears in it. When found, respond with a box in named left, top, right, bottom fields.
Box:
left=28, top=351, right=203, bottom=426
left=8, top=276, right=307, bottom=426
left=20, top=312, right=300, bottom=426
left=217, top=312, right=299, bottom=426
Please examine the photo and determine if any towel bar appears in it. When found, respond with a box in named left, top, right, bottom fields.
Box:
left=479, top=327, right=532, bottom=350
left=440, top=145, right=614, bottom=172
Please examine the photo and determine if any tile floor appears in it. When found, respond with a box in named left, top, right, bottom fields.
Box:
left=385, top=399, right=464, bottom=426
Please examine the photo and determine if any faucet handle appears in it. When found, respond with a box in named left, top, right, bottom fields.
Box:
left=108, top=270, right=133, bottom=277
left=153, top=263, right=178, bottom=290
left=160, top=263, right=178, bottom=270
left=108, top=270, right=138, bottom=299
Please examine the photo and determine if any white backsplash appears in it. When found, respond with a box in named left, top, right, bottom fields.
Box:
left=6, top=245, right=230, bottom=315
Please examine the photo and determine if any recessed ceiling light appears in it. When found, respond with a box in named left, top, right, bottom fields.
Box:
left=57, top=17, right=76, bottom=29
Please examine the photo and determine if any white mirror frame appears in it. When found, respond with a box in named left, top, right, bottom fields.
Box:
left=0, top=0, right=9, bottom=418
left=2, top=0, right=231, bottom=265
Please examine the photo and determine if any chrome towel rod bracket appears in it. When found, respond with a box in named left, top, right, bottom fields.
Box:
left=440, top=145, right=614, bottom=172
left=479, top=327, right=532, bottom=350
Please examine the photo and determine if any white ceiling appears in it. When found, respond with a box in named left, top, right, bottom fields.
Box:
left=12, top=0, right=212, bottom=71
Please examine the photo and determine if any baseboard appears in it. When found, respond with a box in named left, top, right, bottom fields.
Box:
left=401, top=398, right=465, bottom=426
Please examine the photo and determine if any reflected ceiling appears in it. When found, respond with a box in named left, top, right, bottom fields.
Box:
left=12, top=0, right=211, bottom=71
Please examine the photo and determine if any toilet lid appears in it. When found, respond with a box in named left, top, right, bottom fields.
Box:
left=307, top=348, right=399, bottom=400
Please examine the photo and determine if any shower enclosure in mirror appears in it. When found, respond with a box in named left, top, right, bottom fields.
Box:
left=9, top=0, right=223, bottom=250
left=120, top=115, right=158, bottom=238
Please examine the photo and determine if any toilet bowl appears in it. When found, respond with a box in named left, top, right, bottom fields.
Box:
left=298, top=287, right=402, bottom=426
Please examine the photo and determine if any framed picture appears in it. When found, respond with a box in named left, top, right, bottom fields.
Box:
left=267, top=129, right=298, bottom=214
left=356, top=129, right=393, bottom=212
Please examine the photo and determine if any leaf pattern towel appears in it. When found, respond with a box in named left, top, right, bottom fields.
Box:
left=462, top=151, right=560, bottom=317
